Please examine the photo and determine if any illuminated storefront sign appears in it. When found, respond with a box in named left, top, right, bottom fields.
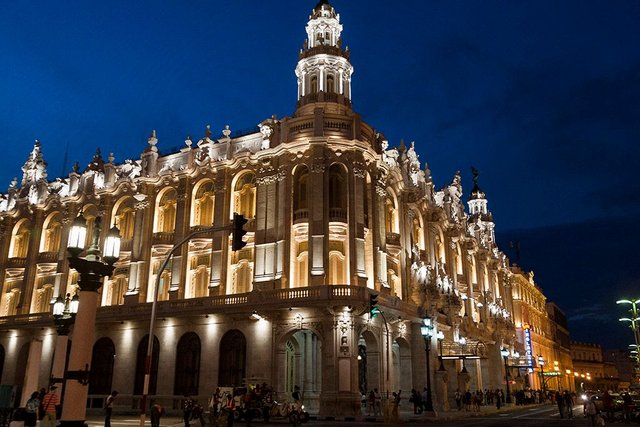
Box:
left=524, top=324, right=533, bottom=373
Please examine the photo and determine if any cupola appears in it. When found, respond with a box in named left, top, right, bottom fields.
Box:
left=295, top=0, right=354, bottom=115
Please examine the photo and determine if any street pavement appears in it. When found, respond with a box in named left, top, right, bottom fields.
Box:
left=85, top=403, right=591, bottom=427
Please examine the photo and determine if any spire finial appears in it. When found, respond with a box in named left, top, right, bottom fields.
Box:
left=471, top=166, right=479, bottom=185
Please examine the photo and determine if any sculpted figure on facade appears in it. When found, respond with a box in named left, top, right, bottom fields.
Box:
left=380, top=140, right=399, bottom=168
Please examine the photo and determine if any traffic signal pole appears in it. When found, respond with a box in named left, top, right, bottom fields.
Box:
left=139, top=215, right=247, bottom=427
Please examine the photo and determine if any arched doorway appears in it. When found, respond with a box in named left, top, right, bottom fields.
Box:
left=90, top=338, right=115, bottom=395
left=359, top=331, right=381, bottom=395
left=218, top=330, right=246, bottom=387
left=134, top=335, right=159, bottom=395
left=0, top=344, right=5, bottom=383
left=278, top=330, right=322, bottom=413
left=174, top=332, right=201, bottom=396
left=392, top=337, right=413, bottom=393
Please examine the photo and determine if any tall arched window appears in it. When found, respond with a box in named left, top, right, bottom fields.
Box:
left=293, top=166, right=309, bottom=221
left=310, top=75, right=318, bottom=94
left=384, top=197, right=397, bottom=234
left=192, top=181, right=215, bottom=226
left=326, top=74, right=335, bottom=93
left=134, top=335, right=159, bottom=395
left=174, top=332, right=201, bottom=396
left=113, top=197, right=135, bottom=241
left=218, top=330, right=246, bottom=387
left=40, top=213, right=62, bottom=253
left=155, top=188, right=177, bottom=233
left=9, top=220, right=30, bottom=258
left=328, top=164, right=347, bottom=221
left=233, top=174, right=256, bottom=219
left=89, top=338, right=115, bottom=395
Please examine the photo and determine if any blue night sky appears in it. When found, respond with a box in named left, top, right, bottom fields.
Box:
left=1, top=1, right=639, bottom=348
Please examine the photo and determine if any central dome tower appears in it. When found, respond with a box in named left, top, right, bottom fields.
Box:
left=295, top=1, right=354, bottom=116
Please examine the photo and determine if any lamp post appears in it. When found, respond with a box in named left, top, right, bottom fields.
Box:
left=420, top=317, right=434, bottom=412
left=501, top=347, right=512, bottom=404
left=60, top=213, right=120, bottom=427
left=537, top=355, right=546, bottom=393
left=51, top=293, right=79, bottom=387
left=617, top=299, right=640, bottom=384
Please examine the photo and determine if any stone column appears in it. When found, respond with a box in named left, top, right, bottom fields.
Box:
left=19, top=208, right=44, bottom=314
left=434, top=369, right=449, bottom=412
left=20, top=339, right=43, bottom=406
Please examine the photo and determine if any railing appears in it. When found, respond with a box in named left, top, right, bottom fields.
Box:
left=299, top=45, right=350, bottom=60
left=329, top=208, right=347, bottom=222
left=6, top=257, right=27, bottom=268
left=293, top=209, right=309, bottom=223
left=153, top=232, right=175, bottom=245
left=37, top=252, right=58, bottom=263
left=120, top=239, right=133, bottom=252
left=386, top=232, right=400, bottom=246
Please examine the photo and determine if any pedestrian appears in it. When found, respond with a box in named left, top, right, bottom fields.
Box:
left=562, top=390, right=573, bottom=419
left=104, top=390, right=118, bottom=427
left=555, top=391, right=564, bottom=418
left=410, top=389, right=420, bottom=414
left=622, top=391, right=633, bottom=424
left=391, top=392, right=400, bottom=422
left=210, top=387, right=222, bottom=417
left=421, top=387, right=429, bottom=412
left=151, top=403, right=165, bottom=427
left=373, top=388, right=382, bottom=416
left=454, top=389, right=462, bottom=411
left=464, top=390, right=472, bottom=411
left=25, top=391, right=40, bottom=427
left=602, top=390, right=614, bottom=422
left=41, top=385, right=59, bottom=427
left=37, top=388, right=46, bottom=421
left=222, top=392, right=236, bottom=427
left=183, top=394, right=194, bottom=427
left=496, top=389, right=502, bottom=410
left=367, top=390, right=375, bottom=416
left=585, top=396, right=598, bottom=427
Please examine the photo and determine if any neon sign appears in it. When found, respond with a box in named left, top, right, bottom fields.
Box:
left=523, top=323, right=533, bottom=373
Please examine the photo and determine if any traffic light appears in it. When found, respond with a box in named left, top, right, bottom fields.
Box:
left=231, top=213, right=248, bottom=251
left=369, top=293, right=380, bottom=318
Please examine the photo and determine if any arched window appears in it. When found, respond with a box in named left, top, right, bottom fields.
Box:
left=293, top=166, right=309, bottom=220
left=310, top=75, right=318, bottom=94
left=218, top=330, right=246, bottom=387
left=155, top=188, right=177, bottom=233
left=89, top=338, right=115, bottom=395
left=9, top=220, right=30, bottom=258
left=192, top=181, right=215, bottom=226
left=34, top=284, right=53, bottom=313
left=328, top=164, right=347, bottom=221
left=385, top=198, right=396, bottom=234
left=232, top=261, right=252, bottom=294
left=174, top=332, right=201, bottom=396
left=233, top=174, right=256, bottom=220
left=326, top=74, right=335, bottom=93
left=113, top=197, right=135, bottom=241
left=134, top=335, right=159, bottom=395
left=105, top=275, right=127, bottom=306
left=328, top=251, right=346, bottom=285
left=40, top=213, right=62, bottom=253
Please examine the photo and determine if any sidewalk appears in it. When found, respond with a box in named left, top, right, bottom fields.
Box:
left=83, top=403, right=552, bottom=426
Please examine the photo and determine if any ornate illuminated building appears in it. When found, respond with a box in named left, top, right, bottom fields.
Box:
left=0, top=1, right=557, bottom=416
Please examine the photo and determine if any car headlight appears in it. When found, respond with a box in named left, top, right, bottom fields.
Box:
left=581, top=394, right=588, bottom=401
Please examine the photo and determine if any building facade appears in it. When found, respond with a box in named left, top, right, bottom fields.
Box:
left=0, top=1, right=532, bottom=416
left=570, top=341, right=616, bottom=392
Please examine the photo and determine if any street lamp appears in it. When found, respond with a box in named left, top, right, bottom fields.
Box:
left=537, top=355, right=546, bottom=393
left=501, top=347, right=512, bottom=404
left=50, top=292, right=79, bottom=400
left=420, top=317, right=434, bottom=412
left=60, top=214, right=120, bottom=427
left=617, top=299, right=640, bottom=384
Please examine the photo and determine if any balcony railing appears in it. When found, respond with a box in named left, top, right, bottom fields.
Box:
left=329, top=208, right=347, bottom=222
left=153, top=232, right=175, bottom=245
left=37, top=252, right=57, bottom=264
left=386, top=232, right=401, bottom=246
left=6, top=257, right=27, bottom=268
